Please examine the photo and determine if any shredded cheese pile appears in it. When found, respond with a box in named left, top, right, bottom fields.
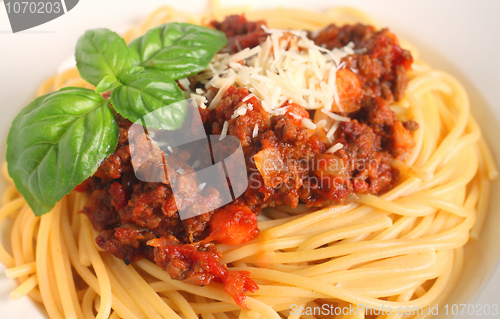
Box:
left=184, top=26, right=361, bottom=149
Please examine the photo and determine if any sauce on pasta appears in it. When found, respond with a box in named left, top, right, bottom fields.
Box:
left=79, top=14, right=417, bottom=308
left=0, top=3, right=497, bottom=319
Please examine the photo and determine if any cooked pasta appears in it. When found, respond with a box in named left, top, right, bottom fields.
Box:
left=1, top=2, right=497, bottom=319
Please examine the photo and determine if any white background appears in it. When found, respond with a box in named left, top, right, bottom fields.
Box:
left=0, top=1, right=499, bottom=318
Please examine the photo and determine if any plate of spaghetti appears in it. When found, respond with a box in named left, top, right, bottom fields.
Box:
left=1, top=0, right=499, bottom=319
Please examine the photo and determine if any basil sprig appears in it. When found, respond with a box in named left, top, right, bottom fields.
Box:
left=7, top=23, right=227, bottom=216
left=129, top=23, right=228, bottom=79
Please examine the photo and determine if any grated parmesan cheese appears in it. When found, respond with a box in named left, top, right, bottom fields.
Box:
left=271, top=106, right=288, bottom=116
left=196, top=25, right=357, bottom=134
left=325, top=143, right=344, bottom=154
left=301, top=118, right=317, bottom=130
left=252, top=124, right=259, bottom=138
left=321, top=108, right=350, bottom=122
left=326, top=120, right=340, bottom=139
left=316, top=119, right=327, bottom=129
left=190, top=93, right=208, bottom=109
left=242, top=93, right=255, bottom=102
left=178, top=78, right=191, bottom=91
left=231, top=103, right=252, bottom=119
left=219, top=121, right=229, bottom=141
left=192, top=159, right=201, bottom=168
left=209, top=75, right=236, bottom=110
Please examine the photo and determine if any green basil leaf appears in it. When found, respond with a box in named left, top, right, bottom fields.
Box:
left=111, top=70, right=186, bottom=130
left=75, top=28, right=133, bottom=87
left=118, top=66, right=145, bottom=78
left=6, top=87, right=119, bottom=216
left=95, top=74, right=122, bottom=93
left=129, top=23, right=227, bottom=79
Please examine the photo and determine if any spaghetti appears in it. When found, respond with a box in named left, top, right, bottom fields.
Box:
left=1, top=2, right=498, bottom=319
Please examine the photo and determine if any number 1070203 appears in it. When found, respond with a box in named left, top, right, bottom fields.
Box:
left=5, top=1, right=62, bottom=14
left=443, top=304, right=498, bottom=316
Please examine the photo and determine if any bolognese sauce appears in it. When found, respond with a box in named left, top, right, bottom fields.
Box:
left=79, top=15, right=417, bottom=308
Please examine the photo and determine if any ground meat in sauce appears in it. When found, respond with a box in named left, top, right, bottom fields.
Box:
left=79, top=15, right=418, bottom=308
left=210, top=14, right=267, bottom=53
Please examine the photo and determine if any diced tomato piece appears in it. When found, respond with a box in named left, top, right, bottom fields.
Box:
left=332, top=68, right=363, bottom=113
left=224, top=271, right=259, bottom=309
left=149, top=241, right=258, bottom=309
left=208, top=205, right=259, bottom=245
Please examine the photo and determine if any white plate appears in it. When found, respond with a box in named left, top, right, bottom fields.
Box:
left=0, top=1, right=499, bottom=318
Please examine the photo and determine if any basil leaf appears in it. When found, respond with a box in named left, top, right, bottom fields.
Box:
left=95, top=75, right=122, bottom=93
left=111, top=70, right=186, bottom=130
left=75, top=28, right=133, bottom=87
left=118, top=66, right=145, bottom=78
left=129, top=23, right=227, bottom=79
left=6, top=87, right=119, bottom=216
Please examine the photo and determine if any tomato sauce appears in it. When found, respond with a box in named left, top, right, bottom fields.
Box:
left=79, top=15, right=417, bottom=307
